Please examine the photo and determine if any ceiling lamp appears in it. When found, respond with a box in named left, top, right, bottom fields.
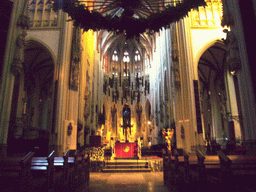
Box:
left=54, top=0, right=206, bottom=38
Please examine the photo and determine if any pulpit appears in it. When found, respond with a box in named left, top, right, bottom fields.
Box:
left=115, top=142, right=138, bottom=158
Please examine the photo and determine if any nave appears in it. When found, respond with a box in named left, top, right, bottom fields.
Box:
left=75, top=172, right=171, bottom=192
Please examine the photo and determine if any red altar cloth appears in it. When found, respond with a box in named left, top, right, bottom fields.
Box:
left=115, top=142, right=138, bottom=158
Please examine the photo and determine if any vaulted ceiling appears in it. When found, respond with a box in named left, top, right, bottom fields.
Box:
left=91, top=0, right=169, bottom=64
left=85, top=0, right=171, bottom=18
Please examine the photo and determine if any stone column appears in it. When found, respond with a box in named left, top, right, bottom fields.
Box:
left=0, top=0, right=29, bottom=156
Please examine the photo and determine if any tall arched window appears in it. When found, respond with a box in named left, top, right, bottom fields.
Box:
left=123, top=51, right=130, bottom=76
left=135, top=50, right=141, bottom=74
left=112, top=50, right=118, bottom=75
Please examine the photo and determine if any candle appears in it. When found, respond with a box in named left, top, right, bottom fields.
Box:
left=23, top=102, right=27, bottom=114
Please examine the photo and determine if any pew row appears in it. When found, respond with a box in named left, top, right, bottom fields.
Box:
left=0, top=150, right=90, bottom=191
left=30, top=150, right=90, bottom=191
left=163, top=149, right=256, bottom=192
left=0, top=151, right=35, bottom=191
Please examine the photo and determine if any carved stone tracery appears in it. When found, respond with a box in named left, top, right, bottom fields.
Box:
left=70, top=26, right=82, bottom=91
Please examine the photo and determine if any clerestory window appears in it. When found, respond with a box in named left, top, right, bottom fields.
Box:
left=112, top=50, right=118, bottom=75
left=135, top=50, right=141, bottom=74
left=28, top=0, right=59, bottom=28
left=191, top=0, right=222, bottom=28
left=123, top=51, right=130, bottom=76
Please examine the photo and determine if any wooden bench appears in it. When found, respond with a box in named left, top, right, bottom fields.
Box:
left=164, top=149, right=222, bottom=189
left=219, top=153, right=256, bottom=191
left=30, top=150, right=65, bottom=190
left=30, top=150, right=90, bottom=191
left=164, top=149, right=256, bottom=192
left=163, top=149, right=183, bottom=186
left=0, top=151, right=35, bottom=192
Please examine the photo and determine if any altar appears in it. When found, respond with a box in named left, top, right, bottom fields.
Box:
left=115, top=142, right=138, bottom=158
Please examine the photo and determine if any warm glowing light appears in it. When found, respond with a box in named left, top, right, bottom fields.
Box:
left=230, top=71, right=236, bottom=76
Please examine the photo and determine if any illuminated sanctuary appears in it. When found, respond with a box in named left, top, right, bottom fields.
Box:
left=1, top=0, right=256, bottom=160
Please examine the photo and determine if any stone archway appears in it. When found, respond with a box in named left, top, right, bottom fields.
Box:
left=8, top=40, right=55, bottom=154
left=198, top=41, right=242, bottom=149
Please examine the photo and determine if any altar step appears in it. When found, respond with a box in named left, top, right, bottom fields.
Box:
left=102, top=159, right=151, bottom=173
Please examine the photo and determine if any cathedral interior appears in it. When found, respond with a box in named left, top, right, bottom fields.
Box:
left=1, top=0, right=256, bottom=171
left=1, top=0, right=256, bottom=191
left=0, top=0, right=256, bottom=158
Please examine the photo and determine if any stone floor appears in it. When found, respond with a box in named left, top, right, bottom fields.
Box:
left=75, top=172, right=174, bottom=192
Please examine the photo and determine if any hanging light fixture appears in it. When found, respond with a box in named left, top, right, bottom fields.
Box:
left=53, top=0, right=206, bottom=38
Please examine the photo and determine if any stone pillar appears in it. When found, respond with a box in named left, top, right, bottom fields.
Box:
left=0, top=0, right=29, bottom=156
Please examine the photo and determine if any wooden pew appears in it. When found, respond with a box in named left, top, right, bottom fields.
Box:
left=0, top=151, right=35, bottom=192
left=73, top=150, right=90, bottom=187
left=219, top=153, right=256, bottom=191
left=164, top=148, right=256, bottom=191
left=182, top=150, right=256, bottom=191
left=163, top=149, right=184, bottom=186
left=31, top=150, right=73, bottom=190
left=30, top=150, right=90, bottom=191
left=163, top=149, right=221, bottom=191
left=163, top=149, right=172, bottom=185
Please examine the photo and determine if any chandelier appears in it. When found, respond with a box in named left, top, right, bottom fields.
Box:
left=103, top=71, right=149, bottom=105
left=54, top=0, right=206, bottom=38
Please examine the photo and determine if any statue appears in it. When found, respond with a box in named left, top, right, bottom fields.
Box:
left=223, top=29, right=241, bottom=71
left=111, top=105, right=117, bottom=133
left=11, top=30, right=27, bottom=76
left=83, top=89, right=90, bottom=120
left=67, top=123, right=73, bottom=136
left=162, top=128, right=174, bottom=151
left=136, top=104, right=142, bottom=128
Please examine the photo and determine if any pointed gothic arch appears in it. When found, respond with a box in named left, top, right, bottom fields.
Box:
left=198, top=40, right=242, bottom=147
left=8, top=40, right=55, bottom=154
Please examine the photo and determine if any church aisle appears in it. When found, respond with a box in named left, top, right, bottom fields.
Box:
left=75, top=172, right=173, bottom=192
